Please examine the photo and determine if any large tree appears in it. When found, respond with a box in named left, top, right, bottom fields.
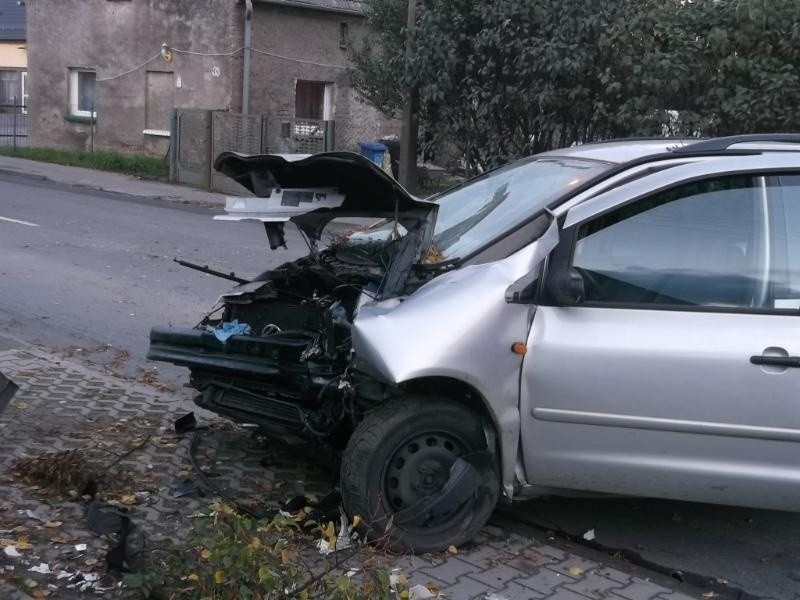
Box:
left=352, top=0, right=800, bottom=171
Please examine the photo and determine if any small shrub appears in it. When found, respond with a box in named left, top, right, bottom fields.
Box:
left=124, top=503, right=404, bottom=600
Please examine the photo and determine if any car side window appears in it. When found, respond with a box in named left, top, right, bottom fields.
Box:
left=572, top=175, right=769, bottom=308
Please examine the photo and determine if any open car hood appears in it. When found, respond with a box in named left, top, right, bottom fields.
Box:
left=214, top=152, right=436, bottom=241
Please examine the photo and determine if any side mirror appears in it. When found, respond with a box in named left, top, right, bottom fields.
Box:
left=550, top=268, right=585, bottom=305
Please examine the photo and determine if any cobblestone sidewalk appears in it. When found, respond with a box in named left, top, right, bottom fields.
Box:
left=0, top=347, right=699, bottom=600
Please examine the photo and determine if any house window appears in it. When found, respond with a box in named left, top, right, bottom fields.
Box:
left=339, top=22, right=349, bottom=49
left=68, top=69, right=96, bottom=118
left=0, top=71, right=19, bottom=107
left=294, top=80, right=334, bottom=120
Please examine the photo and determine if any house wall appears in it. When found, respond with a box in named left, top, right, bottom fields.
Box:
left=0, top=42, right=26, bottom=69
left=27, top=0, right=242, bottom=155
left=249, top=3, right=399, bottom=153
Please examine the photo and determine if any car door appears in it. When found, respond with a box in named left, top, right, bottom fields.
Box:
left=520, top=156, right=800, bottom=511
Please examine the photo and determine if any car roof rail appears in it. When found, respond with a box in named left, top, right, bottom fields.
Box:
left=674, top=133, right=800, bottom=153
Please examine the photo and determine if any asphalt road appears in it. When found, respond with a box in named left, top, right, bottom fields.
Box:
left=0, top=170, right=305, bottom=387
left=1, top=172, right=799, bottom=599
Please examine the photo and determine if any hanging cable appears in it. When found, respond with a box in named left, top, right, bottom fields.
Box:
left=96, top=51, right=163, bottom=82
left=250, top=48, right=350, bottom=70
left=170, top=46, right=246, bottom=57
left=95, top=41, right=351, bottom=85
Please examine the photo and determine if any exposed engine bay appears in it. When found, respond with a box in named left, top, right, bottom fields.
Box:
left=148, top=151, right=441, bottom=446
left=151, top=228, right=417, bottom=445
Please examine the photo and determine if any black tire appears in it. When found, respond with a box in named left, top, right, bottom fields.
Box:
left=340, top=395, right=500, bottom=553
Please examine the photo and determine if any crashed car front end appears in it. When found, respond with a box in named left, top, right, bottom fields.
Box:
left=148, top=152, right=439, bottom=443
left=148, top=150, right=612, bottom=552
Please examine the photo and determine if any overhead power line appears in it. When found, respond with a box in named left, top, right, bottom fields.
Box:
left=96, top=44, right=350, bottom=81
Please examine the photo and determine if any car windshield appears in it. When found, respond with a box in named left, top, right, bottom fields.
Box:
left=431, top=156, right=611, bottom=261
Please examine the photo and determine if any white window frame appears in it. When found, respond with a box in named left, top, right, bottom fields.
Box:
left=68, top=68, right=96, bottom=118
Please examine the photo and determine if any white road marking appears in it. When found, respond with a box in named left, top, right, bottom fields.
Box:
left=0, top=216, right=39, bottom=227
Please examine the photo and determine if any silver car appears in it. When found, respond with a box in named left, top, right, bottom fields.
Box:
left=149, top=134, right=800, bottom=552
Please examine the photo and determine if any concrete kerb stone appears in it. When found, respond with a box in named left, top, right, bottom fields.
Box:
left=0, top=155, right=229, bottom=208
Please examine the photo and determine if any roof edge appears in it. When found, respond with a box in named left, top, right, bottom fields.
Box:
left=254, top=0, right=366, bottom=17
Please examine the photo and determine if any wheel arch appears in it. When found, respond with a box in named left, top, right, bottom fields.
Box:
left=399, top=375, right=520, bottom=499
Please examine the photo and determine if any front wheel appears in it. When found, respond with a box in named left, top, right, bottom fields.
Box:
left=340, top=395, right=500, bottom=553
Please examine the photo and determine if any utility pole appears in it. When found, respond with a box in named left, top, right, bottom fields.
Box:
left=398, top=0, right=419, bottom=191
left=242, top=0, right=254, bottom=114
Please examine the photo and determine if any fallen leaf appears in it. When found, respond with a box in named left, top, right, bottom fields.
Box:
left=567, top=566, right=584, bottom=576
left=352, top=515, right=361, bottom=528
left=322, top=521, right=336, bottom=546
left=250, top=537, right=262, bottom=550
left=187, top=573, right=199, bottom=582
left=15, top=537, right=32, bottom=550
left=84, top=558, right=98, bottom=566
left=15, top=402, right=28, bottom=410
left=42, top=522, right=62, bottom=529
left=281, top=548, right=291, bottom=564
left=214, top=570, right=225, bottom=584
left=446, top=545, right=458, bottom=555
left=120, top=495, right=136, bottom=506
left=200, top=548, right=212, bottom=560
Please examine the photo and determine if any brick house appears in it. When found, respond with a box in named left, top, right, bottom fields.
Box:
left=0, top=0, right=27, bottom=111
left=26, top=0, right=397, bottom=158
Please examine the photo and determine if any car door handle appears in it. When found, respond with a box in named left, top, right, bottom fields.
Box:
left=750, top=355, right=800, bottom=368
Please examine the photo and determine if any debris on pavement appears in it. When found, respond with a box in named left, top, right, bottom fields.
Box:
left=171, top=479, right=202, bottom=498
left=174, top=411, right=198, bottom=434
left=583, top=528, right=596, bottom=541
left=0, top=370, right=18, bottom=416
left=0, top=347, right=701, bottom=600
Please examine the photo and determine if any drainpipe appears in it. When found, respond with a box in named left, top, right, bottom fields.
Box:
left=242, top=0, right=253, bottom=114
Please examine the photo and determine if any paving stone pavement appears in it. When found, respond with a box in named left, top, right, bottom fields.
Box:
left=0, top=347, right=700, bottom=599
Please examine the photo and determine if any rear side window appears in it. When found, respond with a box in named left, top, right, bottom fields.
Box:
left=572, top=176, right=768, bottom=308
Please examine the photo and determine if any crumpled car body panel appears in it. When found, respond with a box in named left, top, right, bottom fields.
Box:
left=351, top=219, right=560, bottom=496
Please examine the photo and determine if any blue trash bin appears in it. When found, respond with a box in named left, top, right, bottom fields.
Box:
left=359, top=141, right=388, bottom=166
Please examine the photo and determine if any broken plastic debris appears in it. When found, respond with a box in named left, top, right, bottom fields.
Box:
left=171, top=480, right=202, bottom=498
left=212, top=320, right=252, bottom=343
left=174, top=412, right=198, bottom=434
left=582, top=529, right=596, bottom=541
left=335, top=513, right=353, bottom=551
left=23, top=509, right=44, bottom=522
left=29, top=563, right=51, bottom=574
left=74, top=544, right=88, bottom=552
left=4, top=545, right=21, bottom=557
left=314, top=539, right=333, bottom=556
left=409, top=584, right=435, bottom=599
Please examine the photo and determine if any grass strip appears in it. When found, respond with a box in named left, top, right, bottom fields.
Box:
left=0, top=146, right=168, bottom=180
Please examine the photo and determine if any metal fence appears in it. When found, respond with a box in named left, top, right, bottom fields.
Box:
left=172, top=108, right=335, bottom=192
left=0, top=104, right=28, bottom=148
